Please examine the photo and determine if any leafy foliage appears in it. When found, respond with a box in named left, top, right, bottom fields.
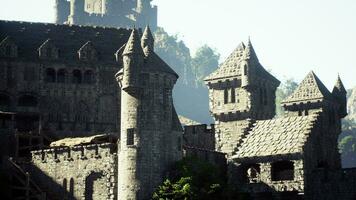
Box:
left=152, top=157, right=225, bottom=200
left=191, top=45, right=220, bottom=87
left=275, top=79, right=298, bottom=117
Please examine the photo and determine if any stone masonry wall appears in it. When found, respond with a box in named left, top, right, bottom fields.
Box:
left=30, top=143, right=117, bottom=200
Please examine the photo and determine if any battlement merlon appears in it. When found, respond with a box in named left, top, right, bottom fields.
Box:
left=31, top=143, right=116, bottom=163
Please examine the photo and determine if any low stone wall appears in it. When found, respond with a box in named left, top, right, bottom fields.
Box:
left=30, top=143, right=117, bottom=200
left=183, top=124, right=215, bottom=151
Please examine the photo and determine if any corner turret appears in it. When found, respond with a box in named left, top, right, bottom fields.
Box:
left=120, top=29, right=144, bottom=92
left=141, top=26, right=154, bottom=54
left=332, top=75, right=347, bottom=118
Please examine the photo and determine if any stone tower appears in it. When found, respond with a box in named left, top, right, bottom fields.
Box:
left=332, top=75, right=348, bottom=118
left=116, top=27, right=183, bottom=200
left=68, top=0, right=85, bottom=25
left=204, top=39, right=280, bottom=155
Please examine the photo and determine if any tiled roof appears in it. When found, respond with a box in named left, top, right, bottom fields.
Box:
left=204, top=40, right=279, bottom=85
left=143, top=52, right=178, bottom=77
left=233, top=115, right=318, bottom=159
left=204, top=42, right=246, bottom=81
left=0, top=20, right=131, bottom=65
left=282, top=71, right=332, bottom=105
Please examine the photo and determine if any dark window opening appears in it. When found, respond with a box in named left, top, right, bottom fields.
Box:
left=224, top=88, right=228, bottom=104
left=84, top=70, right=94, bottom=84
left=72, top=70, right=82, bottom=84
left=231, top=88, right=236, bottom=103
left=127, top=128, right=135, bottom=145
left=18, top=95, right=38, bottom=107
left=271, top=160, right=294, bottom=181
left=305, top=109, right=309, bottom=116
left=69, top=178, right=74, bottom=198
left=63, top=178, right=67, bottom=192
left=244, top=65, right=247, bottom=76
left=57, top=69, right=67, bottom=83
left=45, top=68, right=56, bottom=83
left=317, top=161, right=329, bottom=169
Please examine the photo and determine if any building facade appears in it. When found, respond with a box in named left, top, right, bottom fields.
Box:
left=55, top=0, right=157, bottom=31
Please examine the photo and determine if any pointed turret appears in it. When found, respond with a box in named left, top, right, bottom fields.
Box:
left=120, top=29, right=144, bottom=91
left=123, top=29, right=144, bottom=56
left=243, top=37, right=259, bottom=62
left=332, top=75, right=347, bottom=118
left=141, top=25, right=154, bottom=54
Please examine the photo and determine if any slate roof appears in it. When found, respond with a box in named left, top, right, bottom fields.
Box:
left=0, top=20, right=131, bottom=65
left=282, top=71, right=333, bottom=105
left=332, top=75, right=347, bottom=94
left=233, top=115, right=318, bottom=160
left=143, top=52, right=178, bottom=77
left=204, top=40, right=279, bottom=84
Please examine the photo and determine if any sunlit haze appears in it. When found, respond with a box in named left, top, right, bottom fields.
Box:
left=1, top=0, right=356, bottom=88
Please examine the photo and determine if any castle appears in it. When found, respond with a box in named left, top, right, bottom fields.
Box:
left=55, top=0, right=157, bottom=30
left=1, top=12, right=356, bottom=200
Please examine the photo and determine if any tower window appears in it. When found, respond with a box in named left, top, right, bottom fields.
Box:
left=127, top=128, right=135, bottom=146
left=231, top=88, right=236, bottom=103
left=224, top=88, right=228, bottom=104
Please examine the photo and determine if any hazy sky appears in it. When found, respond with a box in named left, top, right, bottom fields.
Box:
left=1, top=0, right=356, bottom=89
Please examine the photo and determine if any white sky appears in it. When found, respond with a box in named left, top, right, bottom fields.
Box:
left=1, top=0, right=356, bottom=89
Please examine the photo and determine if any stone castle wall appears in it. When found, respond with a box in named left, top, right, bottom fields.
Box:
left=183, top=124, right=215, bottom=151
left=30, top=143, right=117, bottom=200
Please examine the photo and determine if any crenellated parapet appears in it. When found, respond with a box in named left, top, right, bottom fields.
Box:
left=31, top=143, right=116, bottom=164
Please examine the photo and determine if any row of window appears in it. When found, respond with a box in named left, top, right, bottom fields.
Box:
left=45, top=68, right=95, bottom=84
left=63, top=178, right=75, bottom=199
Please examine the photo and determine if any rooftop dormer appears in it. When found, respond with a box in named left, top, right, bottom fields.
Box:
left=78, top=41, right=98, bottom=61
left=0, top=36, right=18, bottom=58
left=38, top=39, right=59, bottom=60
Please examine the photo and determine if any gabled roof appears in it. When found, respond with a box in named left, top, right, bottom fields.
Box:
left=282, top=71, right=332, bottom=105
left=233, top=115, right=318, bottom=160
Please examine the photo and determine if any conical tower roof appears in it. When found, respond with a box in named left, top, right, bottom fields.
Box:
left=123, top=29, right=144, bottom=56
left=243, top=38, right=259, bottom=61
left=332, top=75, right=347, bottom=94
left=282, top=71, right=332, bottom=105
left=141, top=25, right=154, bottom=53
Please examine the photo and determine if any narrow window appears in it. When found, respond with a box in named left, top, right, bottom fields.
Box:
left=231, top=88, right=236, bottom=103
left=72, top=70, right=82, bottom=84
left=244, top=65, right=247, bottom=76
left=305, top=109, right=309, bottom=116
left=224, top=88, right=228, bottom=104
left=63, top=178, right=68, bottom=192
left=69, top=178, right=74, bottom=198
left=127, top=128, right=135, bottom=145
left=45, top=68, right=56, bottom=83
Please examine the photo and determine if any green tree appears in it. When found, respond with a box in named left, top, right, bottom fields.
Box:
left=152, top=157, right=225, bottom=200
left=275, top=79, right=298, bottom=117
left=191, top=45, right=220, bottom=87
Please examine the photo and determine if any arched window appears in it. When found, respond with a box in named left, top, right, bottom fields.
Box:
left=72, top=70, right=82, bottom=84
left=83, top=70, right=94, bottom=84
left=271, top=160, right=294, bottom=181
left=57, top=69, right=67, bottom=83
left=45, top=68, right=56, bottom=83
left=18, top=95, right=38, bottom=107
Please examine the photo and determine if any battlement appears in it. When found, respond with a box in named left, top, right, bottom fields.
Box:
left=31, top=143, right=116, bottom=163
